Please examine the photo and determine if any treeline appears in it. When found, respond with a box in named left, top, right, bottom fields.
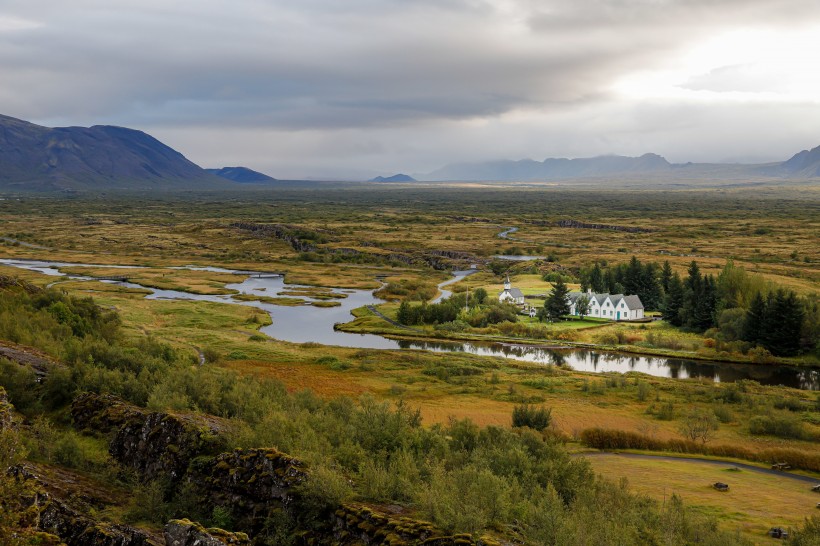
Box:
left=662, top=261, right=814, bottom=357
left=578, top=256, right=664, bottom=310
left=579, top=258, right=817, bottom=358
left=397, top=289, right=522, bottom=328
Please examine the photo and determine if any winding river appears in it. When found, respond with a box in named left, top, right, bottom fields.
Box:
left=1, top=258, right=817, bottom=391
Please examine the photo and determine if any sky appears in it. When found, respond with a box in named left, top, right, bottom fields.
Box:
left=1, top=0, right=820, bottom=179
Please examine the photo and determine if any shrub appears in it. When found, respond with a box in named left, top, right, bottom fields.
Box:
left=748, top=413, right=808, bottom=440
left=712, top=404, right=734, bottom=424
left=636, top=381, right=651, bottom=402
left=512, top=404, right=552, bottom=431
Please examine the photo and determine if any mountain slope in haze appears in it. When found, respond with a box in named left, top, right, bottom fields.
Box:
left=369, top=173, right=416, bottom=182
left=206, top=166, right=277, bottom=183
left=776, top=145, right=820, bottom=177
left=424, top=153, right=672, bottom=181
left=421, top=149, right=820, bottom=182
left=0, top=114, right=227, bottom=191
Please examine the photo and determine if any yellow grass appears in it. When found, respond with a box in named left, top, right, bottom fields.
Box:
left=586, top=453, right=820, bottom=541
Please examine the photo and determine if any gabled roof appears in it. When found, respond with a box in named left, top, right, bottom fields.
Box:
left=507, top=288, right=524, bottom=298
left=623, top=294, right=644, bottom=309
left=567, top=291, right=643, bottom=309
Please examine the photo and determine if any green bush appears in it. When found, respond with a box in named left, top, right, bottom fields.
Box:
left=512, top=404, right=552, bottom=431
left=748, top=413, right=808, bottom=440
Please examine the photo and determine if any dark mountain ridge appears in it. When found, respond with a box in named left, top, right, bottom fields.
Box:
left=0, top=114, right=226, bottom=191
left=206, top=166, right=277, bottom=183
left=369, top=173, right=416, bottom=182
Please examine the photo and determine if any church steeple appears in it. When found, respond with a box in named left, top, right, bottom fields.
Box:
left=504, top=274, right=511, bottom=291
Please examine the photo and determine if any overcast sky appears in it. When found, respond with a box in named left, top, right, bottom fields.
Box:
left=2, top=1, right=820, bottom=179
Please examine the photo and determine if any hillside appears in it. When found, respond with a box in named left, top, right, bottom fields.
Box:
left=777, top=145, right=820, bottom=178
left=206, top=166, right=277, bottom=183
left=0, top=114, right=227, bottom=191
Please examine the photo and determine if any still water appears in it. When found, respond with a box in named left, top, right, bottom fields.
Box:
left=1, top=259, right=817, bottom=390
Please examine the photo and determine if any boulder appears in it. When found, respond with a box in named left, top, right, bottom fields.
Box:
left=163, top=519, right=249, bottom=546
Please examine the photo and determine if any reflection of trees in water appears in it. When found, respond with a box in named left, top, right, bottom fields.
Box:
left=397, top=339, right=818, bottom=391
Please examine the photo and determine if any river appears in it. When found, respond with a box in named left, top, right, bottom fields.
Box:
left=1, top=258, right=817, bottom=390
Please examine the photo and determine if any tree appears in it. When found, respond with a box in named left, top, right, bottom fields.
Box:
left=693, top=274, right=717, bottom=331
left=679, top=409, right=719, bottom=444
left=589, top=263, right=605, bottom=293
left=576, top=294, right=591, bottom=320
left=660, top=261, right=673, bottom=294
left=473, top=288, right=488, bottom=305
left=397, top=301, right=412, bottom=325
left=743, top=292, right=766, bottom=345
left=662, top=273, right=685, bottom=326
left=543, top=278, right=570, bottom=322
left=761, top=289, right=804, bottom=356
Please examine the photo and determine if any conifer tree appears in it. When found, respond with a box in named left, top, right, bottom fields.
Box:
left=662, top=273, right=685, bottom=326
left=660, top=261, right=673, bottom=294
left=543, top=278, right=570, bottom=322
left=589, top=263, right=604, bottom=293
left=743, top=292, right=766, bottom=345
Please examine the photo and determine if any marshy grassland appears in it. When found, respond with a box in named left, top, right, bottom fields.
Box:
left=0, top=184, right=818, bottom=542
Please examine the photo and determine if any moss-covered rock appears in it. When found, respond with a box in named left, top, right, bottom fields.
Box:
left=10, top=465, right=161, bottom=546
left=326, top=503, right=500, bottom=546
left=71, top=393, right=227, bottom=483
left=186, top=448, right=306, bottom=532
left=163, top=519, right=250, bottom=546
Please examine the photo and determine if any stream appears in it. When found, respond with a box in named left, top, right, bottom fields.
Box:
left=1, top=258, right=818, bottom=390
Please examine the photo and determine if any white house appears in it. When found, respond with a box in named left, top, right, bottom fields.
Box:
left=567, top=290, right=644, bottom=320
left=498, top=275, right=525, bottom=305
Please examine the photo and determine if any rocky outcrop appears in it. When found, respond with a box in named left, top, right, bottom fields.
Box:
left=67, top=396, right=497, bottom=545
left=187, top=448, right=306, bottom=532
left=329, top=504, right=499, bottom=546
left=10, top=465, right=161, bottom=546
left=71, top=393, right=227, bottom=482
left=0, top=340, right=61, bottom=381
left=230, top=222, right=326, bottom=253
left=555, top=219, right=650, bottom=233
left=163, top=519, right=249, bottom=546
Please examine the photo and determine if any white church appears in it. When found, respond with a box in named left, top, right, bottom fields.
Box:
left=566, top=290, right=644, bottom=320
left=498, top=275, right=525, bottom=305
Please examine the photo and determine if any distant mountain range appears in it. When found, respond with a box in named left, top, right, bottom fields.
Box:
left=419, top=147, right=820, bottom=182
left=206, top=166, right=277, bottom=183
left=369, top=173, right=416, bottom=182
left=2, top=113, right=819, bottom=191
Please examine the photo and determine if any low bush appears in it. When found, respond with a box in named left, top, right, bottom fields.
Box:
left=748, top=413, right=809, bottom=440
left=512, top=404, right=552, bottom=431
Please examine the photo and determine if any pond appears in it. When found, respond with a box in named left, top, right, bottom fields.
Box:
left=1, top=258, right=817, bottom=390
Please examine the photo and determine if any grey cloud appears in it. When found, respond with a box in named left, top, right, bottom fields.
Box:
left=0, top=0, right=819, bottom=175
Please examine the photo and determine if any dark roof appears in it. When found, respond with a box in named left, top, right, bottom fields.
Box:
left=623, top=294, right=644, bottom=309
left=567, top=291, right=643, bottom=309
